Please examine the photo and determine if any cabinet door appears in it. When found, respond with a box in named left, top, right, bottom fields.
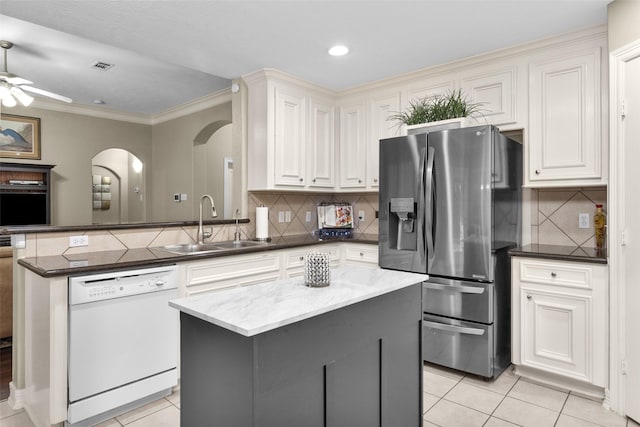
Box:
left=274, top=87, right=307, bottom=187
left=343, top=244, right=379, bottom=266
left=521, top=287, right=591, bottom=383
left=308, top=97, right=335, bottom=188
left=528, top=48, right=603, bottom=184
left=339, top=102, right=367, bottom=188
left=460, top=67, right=517, bottom=126
left=369, top=93, right=401, bottom=189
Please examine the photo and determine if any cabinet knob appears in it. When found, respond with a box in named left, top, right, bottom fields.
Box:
left=535, top=169, right=541, bottom=175
left=299, top=178, right=304, bottom=182
left=551, top=272, right=557, bottom=278
left=527, top=295, right=532, bottom=301
left=312, top=178, right=316, bottom=183
left=299, top=256, right=304, bottom=261
left=373, top=178, right=378, bottom=183
left=358, top=179, right=362, bottom=184
left=360, top=252, right=364, bottom=257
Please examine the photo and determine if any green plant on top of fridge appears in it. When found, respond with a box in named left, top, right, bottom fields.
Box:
left=389, top=89, right=484, bottom=127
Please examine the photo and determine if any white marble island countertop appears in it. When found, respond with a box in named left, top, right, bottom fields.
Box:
left=169, top=266, right=427, bottom=337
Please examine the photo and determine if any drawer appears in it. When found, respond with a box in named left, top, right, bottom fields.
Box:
left=284, top=245, right=340, bottom=269
left=344, top=244, right=378, bottom=265
left=186, top=252, right=280, bottom=287
left=519, top=259, right=592, bottom=289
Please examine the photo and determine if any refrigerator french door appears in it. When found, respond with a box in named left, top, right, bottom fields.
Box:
left=379, top=125, right=521, bottom=378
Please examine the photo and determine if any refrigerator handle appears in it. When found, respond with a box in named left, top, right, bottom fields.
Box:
left=417, top=146, right=426, bottom=260
left=423, top=282, right=485, bottom=294
left=422, top=320, right=486, bottom=336
left=425, top=146, right=435, bottom=267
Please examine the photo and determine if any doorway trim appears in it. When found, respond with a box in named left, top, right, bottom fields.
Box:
left=609, top=37, right=640, bottom=417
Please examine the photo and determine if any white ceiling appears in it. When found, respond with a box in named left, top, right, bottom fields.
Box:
left=0, top=0, right=611, bottom=115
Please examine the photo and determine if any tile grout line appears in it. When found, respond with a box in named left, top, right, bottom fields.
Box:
left=552, top=391, right=571, bottom=427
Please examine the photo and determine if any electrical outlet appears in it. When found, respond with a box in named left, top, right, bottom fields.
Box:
left=278, top=211, right=285, bottom=223
left=285, top=211, right=292, bottom=222
left=69, top=235, right=89, bottom=247
left=578, top=213, right=590, bottom=229
left=173, top=193, right=180, bottom=202
left=305, top=211, right=312, bottom=222
left=358, top=210, right=365, bottom=221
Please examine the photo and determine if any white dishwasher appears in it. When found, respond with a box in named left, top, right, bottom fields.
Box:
left=67, top=265, right=179, bottom=426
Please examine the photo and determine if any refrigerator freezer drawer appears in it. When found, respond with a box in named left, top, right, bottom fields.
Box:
left=422, top=278, right=494, bottom=324
left=422, top=314, right=494, bottom=378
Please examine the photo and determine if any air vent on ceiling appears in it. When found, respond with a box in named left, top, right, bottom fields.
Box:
left=91, top=61, right=114, bottom=71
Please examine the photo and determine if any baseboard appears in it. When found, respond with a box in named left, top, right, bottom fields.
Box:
left=513, top=365, right=606, bottom=400
left=8, top=381, right=24, bottom=410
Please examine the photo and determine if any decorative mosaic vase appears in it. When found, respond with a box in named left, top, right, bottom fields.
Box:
left=304, top=252, right=331, bottom=287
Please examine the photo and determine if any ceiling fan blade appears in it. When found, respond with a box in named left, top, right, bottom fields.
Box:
left=21, top=85, right=72, bottom=103
left=0, top=72, right=33, bottom=85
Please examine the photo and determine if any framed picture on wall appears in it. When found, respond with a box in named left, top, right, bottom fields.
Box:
left=0, top=113, right=41, bottom=160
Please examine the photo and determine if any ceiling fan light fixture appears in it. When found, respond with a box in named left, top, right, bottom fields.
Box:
left=0, top=82, right=17, bottom=107
left=10, top=86, right=33, bottom=106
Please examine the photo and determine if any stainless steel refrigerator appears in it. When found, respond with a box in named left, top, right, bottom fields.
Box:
left=379, top=125, right=522, bottom=378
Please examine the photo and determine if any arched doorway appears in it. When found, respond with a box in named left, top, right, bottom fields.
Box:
left=91, top=148, right=145, bottom=224
left=193, top=120, right=234, bottom=218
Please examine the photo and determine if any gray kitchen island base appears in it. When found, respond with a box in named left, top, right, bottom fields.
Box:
left=179, top=284, right=422, bottom=427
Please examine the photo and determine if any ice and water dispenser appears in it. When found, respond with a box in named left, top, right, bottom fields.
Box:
left=388, top=197, right=417, bottom=251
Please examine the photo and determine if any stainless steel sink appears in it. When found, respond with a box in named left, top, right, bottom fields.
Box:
left=214, top=240, right=272, bottom=249
left=155, top=240, right=272, bottom=255
left=158, top=243, right=225, bottom=255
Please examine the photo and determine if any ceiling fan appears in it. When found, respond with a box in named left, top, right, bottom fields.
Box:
left=0, top=40, right=72, bottom=107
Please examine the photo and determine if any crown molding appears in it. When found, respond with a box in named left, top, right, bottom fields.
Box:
left=150, top=88, right=232, bottom=125
left=30, top=98, right=151, bottom=124
left=28, top=87, right=232, bottom=126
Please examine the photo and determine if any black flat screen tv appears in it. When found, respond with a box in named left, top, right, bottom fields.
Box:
left=0, top=193, right=48, bottom=226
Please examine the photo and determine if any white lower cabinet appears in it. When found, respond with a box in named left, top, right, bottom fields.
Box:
left=283, top=244, right=341, bottom=278
left=184, top=243, right=378, bottom=295
left=184, top=252, right=281, bottom=296
left=343, top=243, right=379, bottom=266
left=512, top=257, right=608, bottom=390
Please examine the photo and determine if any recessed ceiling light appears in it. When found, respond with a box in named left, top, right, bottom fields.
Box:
left=328, top=45, right=349, bottom=56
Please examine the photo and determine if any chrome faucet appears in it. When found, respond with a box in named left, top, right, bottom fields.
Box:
left=233, top=208, right=242, bottom=242
left=197, top=195, right=217, bottom=244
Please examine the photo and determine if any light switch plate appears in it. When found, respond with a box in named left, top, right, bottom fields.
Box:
left=358, top=210, right=365, bottom=221
left=278, top=211, right=285, bottom=223
left=578, top=213, right=590, bottom=229
left=285, top=211, right=292, bottom=222
left=305, top=211, right=312, bottom=222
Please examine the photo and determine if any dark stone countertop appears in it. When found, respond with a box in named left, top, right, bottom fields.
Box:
left=0, top=218, right=249, bottom=235
left=17, top=233, right=378, bottom=278
left=509, top=244, right=607, bottom=265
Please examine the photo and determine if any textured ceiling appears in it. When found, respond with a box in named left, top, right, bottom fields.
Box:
left=0, top=1, right=611, bottom=115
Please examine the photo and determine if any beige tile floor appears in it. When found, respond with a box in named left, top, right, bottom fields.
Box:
left=1, top=364, right=637, bottom=426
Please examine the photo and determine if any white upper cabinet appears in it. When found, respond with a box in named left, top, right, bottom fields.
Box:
left=368, top=92, right=401, bottom=189
left=246, top=71, right=337, bottom=191
left=274, top=86, right=307, bottom=186
left=527, top=43, right=607, bottom=187
left=339, top=101, right=367, bottom=189
left=308, top=97, right=336, bottom=188
left=459, top=65, right=518, bottom=126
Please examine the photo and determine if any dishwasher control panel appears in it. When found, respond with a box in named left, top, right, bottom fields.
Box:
left=69, top=265, right=178, bottom=305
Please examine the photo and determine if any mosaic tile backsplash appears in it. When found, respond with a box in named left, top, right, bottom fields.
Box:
left=530, top=187, right=607, bottom=249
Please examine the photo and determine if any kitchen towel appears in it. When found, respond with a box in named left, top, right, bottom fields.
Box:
left=256, top=205, right=269, bottom=240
